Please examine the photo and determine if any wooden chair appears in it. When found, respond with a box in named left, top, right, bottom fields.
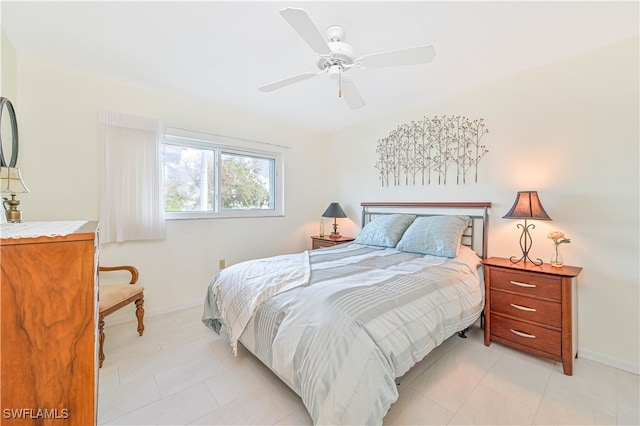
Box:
left=98, top=265, right=145, bottom=368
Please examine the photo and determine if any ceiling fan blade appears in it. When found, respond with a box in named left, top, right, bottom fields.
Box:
left=358, top=45, right=436, bottom=68
left=341, top=78, right=365, bottom=110
left=258, top=72, right=318, bottom=92
left=279, top=8, right=331, bottom=55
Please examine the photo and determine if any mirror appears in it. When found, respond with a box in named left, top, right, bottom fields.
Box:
left=0, top=97, right=19, bottom=167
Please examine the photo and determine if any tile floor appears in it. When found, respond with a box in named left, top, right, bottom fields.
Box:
left=98, top=305, right=639, bottom=425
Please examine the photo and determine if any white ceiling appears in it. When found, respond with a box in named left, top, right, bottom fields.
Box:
left=2, top=1, right=638, bottom=133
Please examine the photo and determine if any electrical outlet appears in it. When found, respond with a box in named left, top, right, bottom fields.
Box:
left=218, top=259, right=226, bottom=270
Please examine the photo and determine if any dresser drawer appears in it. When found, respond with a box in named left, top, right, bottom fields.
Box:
left=489, top=268, right=561, bottom=300
left=490, top=290, right=561, bottom=328
left=491, top=314, right=561, bottom=357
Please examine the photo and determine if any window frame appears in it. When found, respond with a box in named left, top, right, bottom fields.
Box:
left=163, top=134, right=285, bottom=220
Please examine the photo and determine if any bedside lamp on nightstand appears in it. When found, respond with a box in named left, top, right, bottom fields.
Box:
left=503, top=190, right=551, bottom=266
left=322, top=202, right=347, bottom=239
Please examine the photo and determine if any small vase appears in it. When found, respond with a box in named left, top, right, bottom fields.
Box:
left=319, top=219, right=325, bottom=237
left=551, top=246, right=563, bottom=268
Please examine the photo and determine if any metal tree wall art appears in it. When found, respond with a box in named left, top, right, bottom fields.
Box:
left=375, top=115, right=489, bottom=186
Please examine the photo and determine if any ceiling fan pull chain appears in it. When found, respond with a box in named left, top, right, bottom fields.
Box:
left=338, top=65, right=342, bottom=98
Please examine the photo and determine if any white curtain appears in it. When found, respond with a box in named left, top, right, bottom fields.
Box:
left=99, top=110, right=166, bottom=243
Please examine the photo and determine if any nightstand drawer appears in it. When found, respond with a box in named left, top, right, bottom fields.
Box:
left=491, top=290, right=561, bottom=328
left=483, top=257, right=582, bottom=375
left=314, top=239, right=336, bottom=249
left=490, top=269, right=561, bottom=300
left=491, top=314, right=561, bottom=357
left=311, top=235, right=355, bottom=250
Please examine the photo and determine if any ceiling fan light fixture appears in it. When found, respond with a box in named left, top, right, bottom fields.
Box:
left=328, top=64, right=342, bottom=80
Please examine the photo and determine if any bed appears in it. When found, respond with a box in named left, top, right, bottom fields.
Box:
left=202, top=201, right=491, bottom=425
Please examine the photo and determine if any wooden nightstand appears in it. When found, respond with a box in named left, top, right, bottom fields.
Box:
left=311, top=235, right=355, bottom=249
left=482, top=257, right=582, bottom=375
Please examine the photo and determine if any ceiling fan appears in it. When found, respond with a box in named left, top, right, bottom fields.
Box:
left=258, top=7, right=436, bottom=110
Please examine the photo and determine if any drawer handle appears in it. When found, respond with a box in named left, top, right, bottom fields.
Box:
left=510, top=303, right=536, bottom=312
left=510, top=329, right=536, bottom=339
left=509, top=280, right=536, bottom=288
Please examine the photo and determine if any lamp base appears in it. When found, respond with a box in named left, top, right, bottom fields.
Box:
left=509, top=253, right=543, bottom=266
left=510, top=219, right=543, bottom=266
left=3, top=195, right=23, bottom=223
left=329, top=219, right=341, bottom=239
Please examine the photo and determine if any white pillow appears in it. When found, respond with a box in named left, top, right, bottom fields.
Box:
left=354, top=214, right=416, bottom=247
left=396, top=215, right=470, bottom=258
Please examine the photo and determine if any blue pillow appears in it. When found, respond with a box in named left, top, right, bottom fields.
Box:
left=354, top=214, right=416, bottom=248
left=396, top=215, right=470, bottom=258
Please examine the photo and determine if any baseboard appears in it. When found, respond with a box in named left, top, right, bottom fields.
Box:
left=105, top=299, right=203, bottom=327
left=146, top=299, right=203, bottom=318
left=579, top=347, right=640, bottom=375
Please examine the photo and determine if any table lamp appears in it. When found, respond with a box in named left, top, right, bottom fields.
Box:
left=322, top=202, right=347, bottom=239
left=1, top=167, right=29, bottom=223
left=503, top=190, right=551, bottom=265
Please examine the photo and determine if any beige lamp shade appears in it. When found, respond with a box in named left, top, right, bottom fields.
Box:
left=0, top=167, right=29, bottom=194
left=503, top=190, right=551, bottom=221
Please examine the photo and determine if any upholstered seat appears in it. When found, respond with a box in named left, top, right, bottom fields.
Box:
left=98, top=265, right=144, bottom=368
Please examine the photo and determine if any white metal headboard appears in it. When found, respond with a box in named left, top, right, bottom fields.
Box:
left=360, top=202, right=491, bottom=259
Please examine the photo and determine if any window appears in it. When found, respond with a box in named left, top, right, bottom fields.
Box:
left=163, top=135, right=283, bottom=219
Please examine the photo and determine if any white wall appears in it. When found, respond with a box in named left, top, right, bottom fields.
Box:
left=1, top=30, right=18, bottom=100
left=326, top=37, right=639, bottom=372
left=6, top=33, right=638, bottom=372
left=14, top=57, right=330, bottom=320
left=1, top=30, right=18, bottom=225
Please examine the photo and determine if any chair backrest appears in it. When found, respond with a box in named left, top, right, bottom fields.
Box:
left=99, top=265, right=139, bottom=284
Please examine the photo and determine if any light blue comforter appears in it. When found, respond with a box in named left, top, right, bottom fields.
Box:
left=203, top=243, right=483, bottom=425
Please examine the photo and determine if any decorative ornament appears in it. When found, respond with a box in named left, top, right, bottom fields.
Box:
left=374, top=115, right=489, bottom=186
left=548, top=230, right=571, bottom=268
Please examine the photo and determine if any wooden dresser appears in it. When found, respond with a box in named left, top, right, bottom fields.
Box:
left=482, top=257, right=582, bottom=375
left=1, top=221, right=99, bottom=425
